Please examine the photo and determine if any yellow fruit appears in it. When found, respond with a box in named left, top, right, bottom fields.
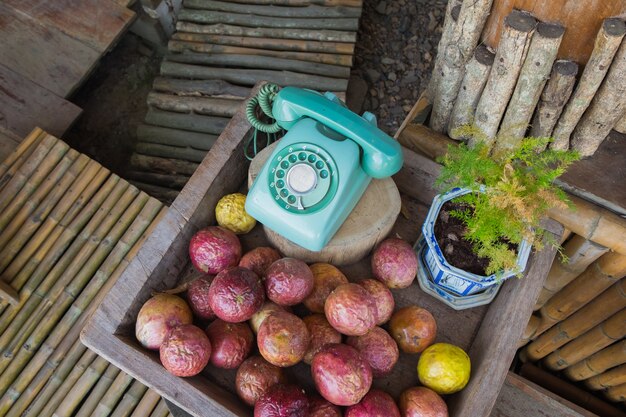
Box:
left=215, top=193, right=256, bottom=234
left=417, top=342, right=471, bottom=394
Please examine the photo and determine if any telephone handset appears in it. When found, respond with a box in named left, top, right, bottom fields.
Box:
left=245, top=86, right=403, bottom=251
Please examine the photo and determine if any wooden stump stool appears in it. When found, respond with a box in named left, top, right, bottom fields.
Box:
left=248, top=143, right=401, bottom=265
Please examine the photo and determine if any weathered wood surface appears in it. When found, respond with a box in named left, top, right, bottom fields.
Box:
left=0, top=63, right=82, bottom=138
left=429, top=0, right=494, bottom=133
left=184, top=0, right=361, bottom=18
left=217, top=0, right=362, bottom=5
left=126, top=170, right=190, bottom=190
left=130, top=154, right=199, bottom=176
left=175, top=22, right=356, bottom=43
left=490, top=372, right=597, bottom=417
left=551, top=18, right=626, bottom=150
left=482, top=0, right=626, bottom=65
left=160, top=62, right=349, bottom=91
left=147, top=91, right=241, bottom=118
left=248, top=143, right=401, bottom=266
left=177, top=9, right=359, bottom=31
left=153, top=77, right=250, bottom=99
left=168, top=41, right=353, bottom=66
left=473, top=10, right=536, bottom=145
left=495, top=22, right=564, bottom=153
left=615, top=113, right=626, bottom=134
left=3, top=0, right=135, bottom=53
left=83, top=84, right=558, bottom=417
left=529, top=60, right=578, bottom=140
left=448, top=44, right=494, bottom=139
left=166, top=52, right=351, bottom=78
left=570, top=37, right=626, bottom=157
left=0, top=127, right=22, bottom=164
left=144, top=109, right=229, bottom=136
left=138, top=123, right=219, bottom=150
left=397, top=123, right=454, bottom=160
left=136, top=142, right=208, bottom=163
left=428, top=0, right=460, bottom=98
left=0, top=3, right=101, bottom=98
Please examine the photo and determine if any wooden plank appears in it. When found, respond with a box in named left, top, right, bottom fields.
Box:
left=490, top=372, right=598, bottom=417
left=4, top=0, right=136, bottom=53
left=0, top=3, right=101, bottom=97
left=0, top=63, right=82, bottom=138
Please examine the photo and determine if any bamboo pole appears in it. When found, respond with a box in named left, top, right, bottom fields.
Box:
left=429, top=0, right=493, bottom=133
left=536, top=251, right=626, bottom=335
left=0, top=136, right=65, bottom=219
left=172, top=32, right=354, bottom=55
left=586, top=364, right=626, bottom=390
left=0, top=167, right=109, bottom=283
left=529, top=60, right=578, bottom=141
left=160, top=61, right=349, bottom=91
left=148, top=91, right=241, bottom=117
left=0, top=193, right=151, bottom=387
left=0, top=127, right=44, bottom=185
left=548, top=194, right=626, bottom=256
left=472, top=11, right=537, bottom=145
left=21, top=343, right=95, bottom=417
left=167, top=41, right=352, bottom=66
left=175, top=21, right=356, bottom=43
left=51, top=356, right=110, bottom=417
left=565, top=339, right=626, bottom=382
left=0, top=151, right=85, bottom=253
left=131, top=154, right=199, bottom=176
left=150, top=399, right=170, bottom=417
left=73, top=364, right=121, bottom=417
left=615, top=113, right=626, bottom=134
left=152, top=77, right=250, bottom=99
left=0, top=161, right=104, bottom=274
left=0, top=184, right=138, bottom=367
left=570, top=37, right=626, bottom=157
left=177, top=9, right=359, bottom=31
left=167, top=52, right=351, bottom=79
left=111, top=380, right=148, bottom=417
left=543, top=310, right=626, bottom=371
left=0, top=198, right=162, bottom=412
left=184, top=0, right=361, bottom=18
left=448, top=44, right=494, bottom=139
left=518, top=314, right=539, bottom=348
left=551, top=18, right=626, bottom=150
left=534, top=235, right=609, bottom=310
left=0, top=176, right=123, bottom=330
left=136, top=142, right=208, bottom=163
left=605, top=382, right=626, bottom=403
left=90, top=369, right=134, bottom=417
left=129, top=389, right=161, bottom=417
left=494, top=22, right=564, bottom=154
left=138, top=123, right=218, bottom=150
left=526, top=279, right=625, bottom=361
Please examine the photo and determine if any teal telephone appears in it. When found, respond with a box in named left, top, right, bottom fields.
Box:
left=245, top=85, right=403, bottom=251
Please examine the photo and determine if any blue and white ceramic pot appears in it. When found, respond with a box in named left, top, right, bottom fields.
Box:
left=419, top=187, right=532, bottom=299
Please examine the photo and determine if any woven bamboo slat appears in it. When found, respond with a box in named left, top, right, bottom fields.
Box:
left=565, top=339, right=626, bottom=382
left=110, top=380, right=149, bottom=417
left=536, top=251, right=626, bottom=335
left=534, top=235, right=609, bottom=310
left=0, top=128, right=44, bottom=185
left=586, top=364, right=626, bottom=390
left=73, top=364, right=121, bottom=417
left=129, top=389, right=161, bottom=417
left=90, top=369, right=134, bottom=417
left=526, top=279, right=625, bottom=361
left=51, top=356, right=110, bottom=417
left=150, top=399, right=170, bottom=417
left=543, top=310, right=626, bottom=371
left=0, top=193, right=149, bottom=392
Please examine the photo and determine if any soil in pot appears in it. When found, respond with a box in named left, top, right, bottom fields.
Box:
left=434, top=201, right=511, bottom=276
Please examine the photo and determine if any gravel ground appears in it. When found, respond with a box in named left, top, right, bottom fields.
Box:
left=353, top=0, right=447, bottom=134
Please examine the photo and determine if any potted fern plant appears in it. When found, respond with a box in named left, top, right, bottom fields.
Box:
left=416, top=128, right=579, bottom=310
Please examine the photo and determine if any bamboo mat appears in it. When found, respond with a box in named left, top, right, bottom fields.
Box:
left=0, top=128, right=172, bottom=417
left=127, top=0, right=362, bottom=204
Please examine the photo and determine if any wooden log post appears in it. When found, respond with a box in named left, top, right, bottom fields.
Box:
left=536, top=251, right=626, bottom=336
left=565, top=339, right=626, bottom=382
left=428, top=0, right=460, bottom=97
left=397, top=123, right=456, bottom=160
left=615, top=113, right=626, bottom=134
left=525, top=279, right=625, bottom=361
left=551, top=18, right=626, bottom=150
left=570, top=38, right=626, bottom=157
left=605, top=382, right=626, bottom=403
left=543, top=310, right=626, bottom=371
left=472, top=11, right=537, bottom=146
left=534, top=235, right=609, bottom=310
left=175, top=22, right=357, bottom=43
left=448, top=45, right=495, bottom=138
left=586, top=364, right=626, bottom=390
left=153, top=77, right=250, bottom=98
left=529, top=60, right=578, bottom=140
left=429, top=0, right=493, bottom=133
left=494, top=22, right=564, bottom=154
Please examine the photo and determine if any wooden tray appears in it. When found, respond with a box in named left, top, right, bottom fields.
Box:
left=81, top=85, right=561, bottom=417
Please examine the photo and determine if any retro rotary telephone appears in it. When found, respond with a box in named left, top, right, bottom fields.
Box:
left=245, top=84, right=403, bottom=251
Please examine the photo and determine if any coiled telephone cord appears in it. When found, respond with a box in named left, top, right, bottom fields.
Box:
left=245, top=83, right=282, bottom=160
